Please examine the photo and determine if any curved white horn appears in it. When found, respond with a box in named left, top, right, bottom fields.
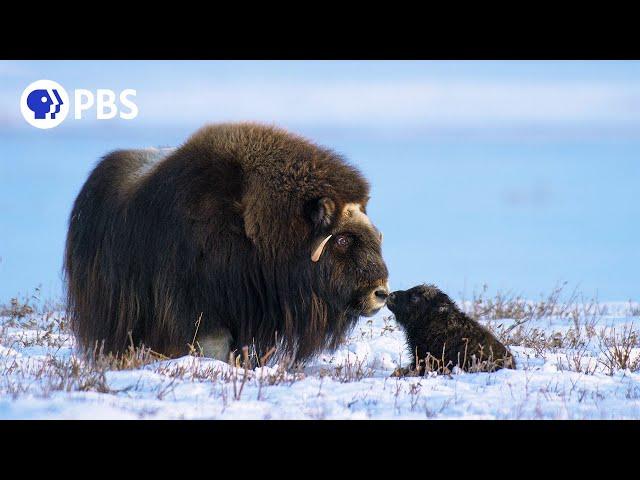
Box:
left=311, top=235, right=332, bottom=262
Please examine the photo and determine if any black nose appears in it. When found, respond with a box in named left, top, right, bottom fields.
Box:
left=374, top=287, right=390, bottom=301
left=387, top=292, right=396, bottom=303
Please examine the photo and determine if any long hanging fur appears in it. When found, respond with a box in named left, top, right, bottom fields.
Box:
left=64, top=123, right=388, bottom=362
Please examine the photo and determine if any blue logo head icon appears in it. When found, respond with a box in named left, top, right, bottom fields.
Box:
left=21, top=80, right=69, bottom=129
left=26, top=88, right=64, bottom=120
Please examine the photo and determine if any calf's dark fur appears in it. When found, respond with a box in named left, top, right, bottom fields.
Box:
left=387, top=285, right=515, bottom=374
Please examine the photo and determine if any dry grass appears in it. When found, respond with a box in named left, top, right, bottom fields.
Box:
left=460, top=283, right=640, bottom=376
left=392, top=343, right=515, bottom=377
left=87, top=338, right=165, bottom=371
left=0, top=287, right=65, bottom=323
left=597, top=324, right=640, bottom=374
left=319, top=354, right=374, bottom=383
left=0, top=289, right=39, bottom=324
left=0, top=297, right=35, bottom=319
left=463, top=282, right=604, bottom=335
left=464, top=282, right=570, bottom=322
left=556, top=344, right=599, bottom=375
left=2, top=282, right=639, bottom=408
left=0, top=291, right=307, bottom=403
left=463, top=282, right=605, bottom=360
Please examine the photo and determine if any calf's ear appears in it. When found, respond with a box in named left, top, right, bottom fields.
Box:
left=306, top=197, right=336, bottom=229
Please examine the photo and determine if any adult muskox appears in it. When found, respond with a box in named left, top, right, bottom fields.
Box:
left=65, top=123, right=389, bottom=363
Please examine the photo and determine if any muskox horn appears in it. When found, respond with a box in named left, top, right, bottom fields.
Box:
left=311, top=234, right=332, bottom=262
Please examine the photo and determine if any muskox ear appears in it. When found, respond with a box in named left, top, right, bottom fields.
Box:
left=306, top=197, right=336, bottom=229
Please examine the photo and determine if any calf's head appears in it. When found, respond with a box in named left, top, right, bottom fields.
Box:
left=386, top=284, right=452, bottom=327
left=307, top=197, right=389, bottom=317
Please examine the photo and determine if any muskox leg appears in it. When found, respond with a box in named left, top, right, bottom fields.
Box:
left=199, top=328, right=232, bottom=361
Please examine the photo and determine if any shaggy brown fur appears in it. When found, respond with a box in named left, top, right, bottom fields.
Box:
left=65, top=123, right=389, bottom=363
left=387, top=285, right=515, bottom=374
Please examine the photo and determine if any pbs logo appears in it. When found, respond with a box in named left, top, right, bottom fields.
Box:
left=21, top=79, right=138, bottom=129
left=20, top=79, right=70, bottom=129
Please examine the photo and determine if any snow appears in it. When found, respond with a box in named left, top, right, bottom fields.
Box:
left=1, top=304, right=640, bottom=419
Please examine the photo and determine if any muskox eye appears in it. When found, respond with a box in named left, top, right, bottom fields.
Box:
left=335, top=235, right=351, bottom=249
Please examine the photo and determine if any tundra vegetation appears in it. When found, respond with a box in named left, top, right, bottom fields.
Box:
left=1, top=282, right=639, bottom=419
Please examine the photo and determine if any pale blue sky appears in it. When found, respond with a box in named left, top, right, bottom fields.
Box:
left=1, top=61, right=639, bottom=301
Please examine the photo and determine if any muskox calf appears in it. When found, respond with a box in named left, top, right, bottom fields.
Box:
left=65, top=123, right=389, bottom=363
left=387, top=285, right=515, bottom=374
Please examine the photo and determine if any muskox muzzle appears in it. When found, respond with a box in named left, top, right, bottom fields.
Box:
left=360, top=282, right=390, bottom=316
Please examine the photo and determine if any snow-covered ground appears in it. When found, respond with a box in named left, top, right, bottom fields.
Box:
left=1, top=301, right=640, bottom=419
